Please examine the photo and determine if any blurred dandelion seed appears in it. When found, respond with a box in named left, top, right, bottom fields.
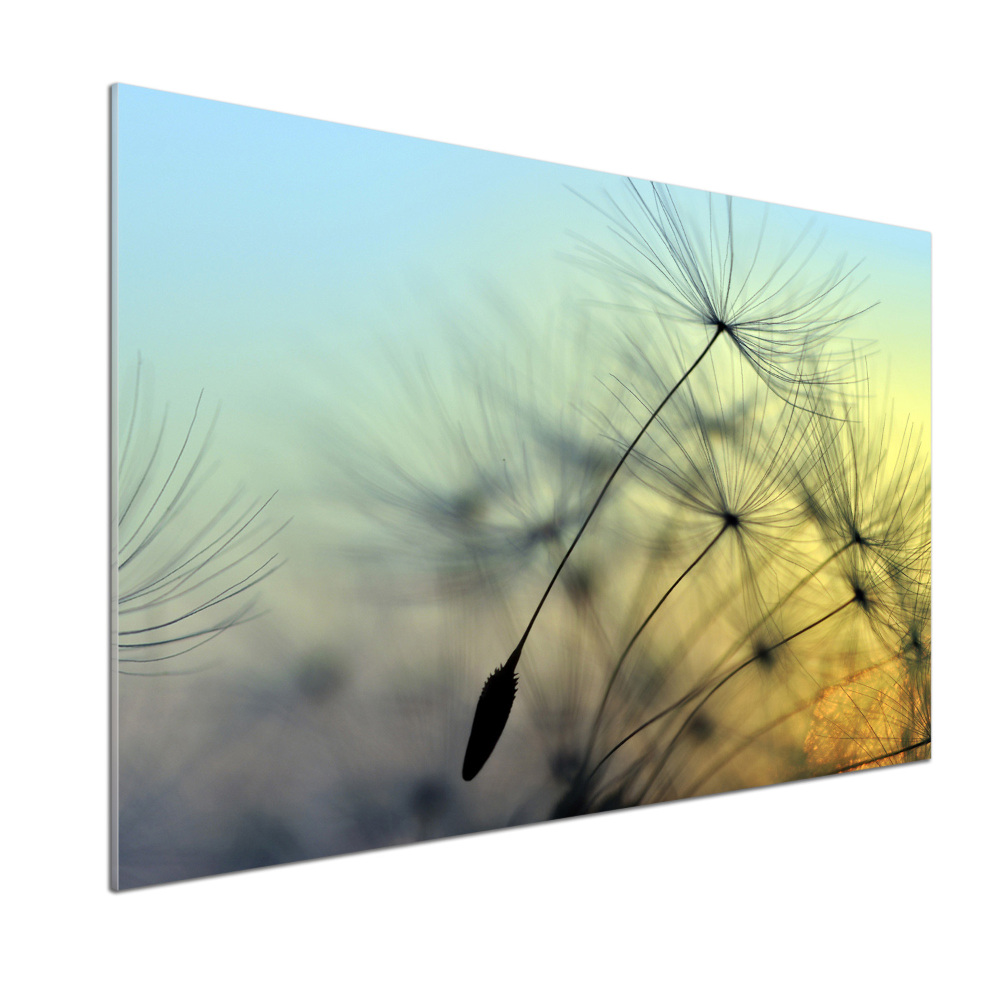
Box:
left=116, top=361, right=288, bottom=675
left=340, top=343, right=619, bottom=601
left=805, top=653, right=931, bottom=773
left=463, top=181, right=877, bottom=780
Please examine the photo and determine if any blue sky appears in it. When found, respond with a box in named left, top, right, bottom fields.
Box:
left=114, top=83, right=930, bottom=508
left=110, top=83, right=933, bottom=891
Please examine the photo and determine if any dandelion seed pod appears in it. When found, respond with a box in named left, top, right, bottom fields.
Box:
left=462, top=644, right=521, bottom=780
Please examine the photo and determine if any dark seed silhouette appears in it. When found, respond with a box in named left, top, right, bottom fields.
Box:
left=461, top=642, right=522, bottom=780
left=461, top=330, right=723, bottom=780
left=460, top=183, right=882, bottom=784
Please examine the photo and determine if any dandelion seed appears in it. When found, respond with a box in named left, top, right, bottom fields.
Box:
left=343, top=343, right=618, bottom=600
left=461, top=642, right=522, bottom=780
left=463, top=185, right=875, bottom=779
left=616, top=344, right=823, bottom=554
left=797, top=375, right=930, bottom=583
left=573, top=180, right=875, bottom=399
left=116, top=361, right=287, bottom=674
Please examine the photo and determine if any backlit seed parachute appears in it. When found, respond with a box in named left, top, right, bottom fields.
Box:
left=116, top=360, right=288, bottom=674
left=803, top=655, right=931, bottom=773
left=462, top=643, right=522, bottom=780
left=572, top=180, right=875, bottom=401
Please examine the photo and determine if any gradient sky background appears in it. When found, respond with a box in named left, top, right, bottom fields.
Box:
left=114, top=82, right=931, bottom=665
left=114, top=83, right=930, bottom=440
left=112, top=83, right=932, bottom=891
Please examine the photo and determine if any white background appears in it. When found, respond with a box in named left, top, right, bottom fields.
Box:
left=4, top=2, right=995, bottom=996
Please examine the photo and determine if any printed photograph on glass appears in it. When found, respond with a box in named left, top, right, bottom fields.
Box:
left=111, top=85, right=931, bottom=889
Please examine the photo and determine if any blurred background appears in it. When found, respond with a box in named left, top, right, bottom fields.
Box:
left=113, top=84, right=930, bottom=889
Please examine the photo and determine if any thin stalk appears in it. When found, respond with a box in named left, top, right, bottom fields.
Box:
left=677, top=652, right=902, bottom=798
left=637, top=596, right=858, bottom=802
left=714, top=541, right=851, bottom=667
left=608, top=539, right=854, bottom=766
left=515, top=327, right=724, bottom=650
left=584, top=595, right=856, bottom=793
left=821, top=736, right=931, bottom=773
left=462, top=328, right=725, bottom=780
left=582, top=522, right=729, bottom=768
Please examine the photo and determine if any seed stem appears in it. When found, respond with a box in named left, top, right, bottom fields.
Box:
left=516, top=327, right=724, bottom=650
left=823, top=735, right=931, bottom=774
left=582, top=522, right=730, bottom=769
left=703, top=540, right=853, bottom=682
left=463, top=328, right=725, bottom=779
left=584, top=596, right=856, bottom=793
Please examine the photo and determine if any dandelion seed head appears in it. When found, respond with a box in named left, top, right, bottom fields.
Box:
left=448, top=489, right=488, bottom=527
left=688, top=714, right=714, bottom=742
left=461, top=646, right=521, bottom=781
left=343, top=327, right=625, bottom=601
left=752, top=639, right=779, bottom=673
left=573, top=180, right=876, bottom=401
left=116, top=361, right=286, bottom=674
left=561, top=562, right=597, bottom=606
left=798, top=380, right=930, bottom=581
left=617, top=345, right=824, bottom=573
left=549, top=747, right=585, bottom=785
left=525, top=516, right=566, bottom=547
